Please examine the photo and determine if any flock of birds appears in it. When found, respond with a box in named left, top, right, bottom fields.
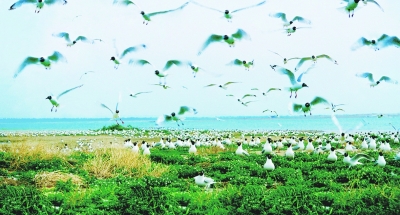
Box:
left=6, top=0, right=400, bottom=124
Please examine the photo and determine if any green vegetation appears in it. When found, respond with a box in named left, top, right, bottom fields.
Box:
left=0, top=134, right=399, bottom=214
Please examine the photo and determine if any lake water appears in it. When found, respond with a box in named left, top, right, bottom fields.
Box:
left=1, top=114, right=399, bottom=132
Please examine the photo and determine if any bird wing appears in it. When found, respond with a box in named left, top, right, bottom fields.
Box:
left=162, top=60, right=184, bottom=71
left=204, top=84, right=217, bottom=87
left=310, top=97, right=329, bottom=106
left=379, top=76, right=398, bottom=84
left=52, top=32, right=71, bottom=42
left=251, top=88, right=259, bottom=91
left=120, top=44, right=147, bottom=59
left=356, top=72, right=374, bottom=83
left=57, top=84, right=83, bottom=100
left=44, top=0, right=65, bottom=5
left=14, top=57, right=39, bottom=78
left=147, top=2, right=189, bottom=17
left=48, top=51, right=66, bottom=63
left=113, top=0, right=135, bottom=6
left=198, top=34, right=223, bottom=55
left=351, top=37, right=371, bottom=50
left=129, top=59, right=152, bottom=66
left=294, top=57, right=312, bottom=71
left=132, top=91, right=152, bottom=97
left=262, top=109, right=270, bottom=113
left=229, top=59, right=243, bottom=66
left=266, top=88, right=281, bottom=93
left=364, top=0, right=384, bottom=11
left=316, top=54, right=335, bottom=62
left=292, top=103, right=303, bottom=112
left=189, top=1, right=223, bottom=12
left=9, top=0, right=36, bottom=10
left=380, top=35, right=400, bottom=48
left=292, top=16, right=311, bottom=24
left=79, top=71, right=94, bottom=80
left=75, top=36, right=93, bottom=43
left=231, top=1, right=266, bottom=13
left=296, top=64, right=316, bottom=82
left=331, top=113, right=343, bottom=134
left=269, top=12, right=287, bottom=22
left=273, top=65, right=297, bottom=85
left=223, top=82, right=240, bottom=87
left=351, top=154, right=375, bottom=162
left=231, top=29, right=250, bottom=40
left=178, top=106, right=197, bottom=115
left=267, top=50, right=284, bottom=58
left=101, top=103, right=114, bottom=114
left=242, top=94, right=255, bottom=99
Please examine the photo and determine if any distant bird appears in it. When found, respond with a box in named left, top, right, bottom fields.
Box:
left=343, top=152, right=375, bottom=168
left=285, top=144, right=295, bottom=159
left=356, top=72, right=398, bottom=87
left=130, top=59, right=184, bottom=84
left=129, top=91, right=152, bottom=98
left=292, top=97, right=329, bottom=117
left=375, top=152, right=386, bottom=167
left=101, top=102, right=124, bottom=125
left=241, top=100, right=258, bottom=107
left=235, top=142, right=249, bottom=156
left=241, top=94, right=257, bottom=100
left=270, top=65, right=308, bottom=98
left=151, top=84, right=171, bottom=89
left=189, top=140, right=197, bottom=154
left=351, top=34, right=399, bottom=51
left=9, top=0, right=67, bottom=13
left=79, top=71, right=95, bottom=80
left=14, top=51, right=66, bottom=78
left=267, top=50, right=294, bottom=64
left=263, top=154, right=275, bottom=171
left=194, top=171, right=215, bottom=189
left=227, top=59, right=254, bottom=70
left=204, top=82, right=240, bottom=90
left=293, top=54, right=338, bottom=71
left=339, top=0, right=383, bottom=17
left=284, top=26, right=310, bottom=36
left=52, top=32, right=97, bottom=47
left=157, top=60, right=211, bottom=78
left=111, top=41, right=146, bottom=69
left=262, top=88, right=281, bottom=96
left=45, top=84, right=83, bottom=112
left=190, top=0, right=266, bottom=22
left=156, top=106, right=197, bottom=126
left=262, top=109, right=278, bottom=117
left=326, top=103, right=345, bottom=112
left=269, top=12, right=311, bottom=27
left=198, top=29, right=250, bottom=55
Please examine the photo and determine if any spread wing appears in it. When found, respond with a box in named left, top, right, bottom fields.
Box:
left=242, top=94, right=256, bottom=99
left=190, top=1, right=223, bottom=13
left=178, top=106, right=197, bottom=115
left=57, top=84, right=83, bottom=100
left=296, top=64, right=316, bottom=82
left=113, top=0, right=136, bottom=6
left=310, top=97, right=329, bottom=106
left=266, top=88, right=281, bottom=93
left=147, top=2, right=189, bottom=17
left=9, top=0, right=37, bottom=10
left=269, top=12, right=287, bottom=22
left=223, top=82, right=240, bottom=87
left=101, top=103, right=114, bottom=114
left=204, top=84, right=217, bottom=87
left=351, top=37, right=372, bottom=50
left=356, top=72, right=374, bottom=83
left=120, top=44, right=147, bottom=59
left=316, top=54, right=336, bottom=63
left=129, top=59, right=152, bottom=66
left=48, top=51, right=66, bottom=62
left=231, top=1, right=266, bottom=13
left=363, top=0, right=384, bottom=11
left=75, top=36, right=93, bottom=43
left=14, top=56, right=39, bottom=78
left=351, top=153, right=375, bottom=162
left=228, top=59, right=243, bottom=66
left=44, top=0, right=65, bottom=5
left=52, top=32, right=71, bottom=42
left=231, top=29, right=250, bottom=40
left=378, top=76, right=398, bottom=84
left=294, top=57, right=312, bottom=71
left=163, top=60, right=184, bottom=71
left=273, top=65, right=297, bottom=85
left=198, top=34, right=224, bottom=55
left=293, top=103, right=303, bottom=112
left=292, top=16, right=311, bottom=24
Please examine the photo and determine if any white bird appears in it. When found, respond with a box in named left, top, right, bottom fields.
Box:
left=143, top=144, right=151, bottom=156
left=327, top=147, right=337, bottom=162
left=262, top=141, right=273, bottom=154
left=189, top=140, right=197, bottom=154
left=156, top=106, right=197, bottom=126
left=375, top=152, right=386, bottom=167
left=45, top=84, right=83, bottom=112
left=110, top=41, right=147, bottom=69
left=101, top=102, right=124, bottom=125
left=343, top=153, right=375, bottom=168
left=285, top=144, right=295, bottom=159
left=394, top=152, right=400, bottom=161
left=263, top=154, right=275, bottom=171
left=235, top=142, right=249, bottom=156
left=132, top=142, right=139, bottom=154
left=194, top=171, right=215, bottom=189
left=269, top=12, right=311, bottom=27
left=356, top=72, right=398, bottom=87
left=270, top=65, right=309, bottom=98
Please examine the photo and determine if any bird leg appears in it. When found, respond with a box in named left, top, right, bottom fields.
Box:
left=295, top=91, right=298, bottom=98
left=51, top=106, right=54, bottom=112
left=289, top=90, right=293, bottom=98
left=115, top=120, right=119, bottom=125
left=120, top=118, right=124, bottom=124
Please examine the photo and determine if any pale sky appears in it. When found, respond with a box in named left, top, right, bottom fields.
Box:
left=1, top=0, right=399, bottom=119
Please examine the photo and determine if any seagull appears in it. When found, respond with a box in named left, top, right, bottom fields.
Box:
left=263, top=154, right=275, bottom=171
left=270, top=65, right=308, bottom=98
left=14, top=51, right=66, bottom=78
left=292, top=97, right=329, bottom=117
left=190, top=0, right=266, bottom=22
left=156, top=106, right=197, bottom=126
left=339, top=0, right=383, bottom=17
left=326, top=103, right=345, bottom=112
left=356, top=72, right=398, bottom=87
left=129, top=91, right=152, bottom=98
left=130, top=59, right=184, bottom=84
left=284, top=26, right=310, bottom=36
left=241, top=94, right=257, bottom=100
left=79, top=71, right=95, bottom=80
left=101, top=102, right=124, bottom=125
left=194, top=171, right=215, bottom=189
left=241, top=100, right=258, bottom=107
left=285, top=144, right=295, bottom=159
left=227, top=59, right=254, bottom=71
left=262, top=109, right=278, bottom=117
left=375, top=152, right=386, bottom=167
left=327, top=147, right=338, bottom=162
left=9, top=0, right=67, bottom=13
left=204, top=82, right=240, bottom=90
left=111, top=41, right=146, bottom=69
left=343, top=152, right=375, bottom=168
left=198, top=29, right=251, bottom=55
left=189, top=140, right=197, bottom=154
left=262, top=88, right=281, bottom=96
left=45, top=84, right=83, bottom=112
left=394, top=152, right=400, bottom=161
left=235, top=142, right=249, bottom=156
left=267, top=50, right=298, bottom=64
left=351, top=34, right=399, bottom=51
left=293, top=54, right=338, bottom=71
left=269, top=12, right=311, bottom=27
left=143, top=144, right=151, bottom=156
left=52, top=32, right=96, bottom=47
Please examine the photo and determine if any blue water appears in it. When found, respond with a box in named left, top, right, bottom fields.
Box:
left=1, top=115, right=400, bottom=132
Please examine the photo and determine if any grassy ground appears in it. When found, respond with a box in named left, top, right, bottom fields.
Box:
left=0, top=129, right=399, bottom=214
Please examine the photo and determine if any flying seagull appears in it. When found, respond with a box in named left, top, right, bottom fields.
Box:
left=326, top=103, right=345, bottom=112
left=269, top=12, right=311, bottom=27
left=156, top=106, right=197, bottom=126
left=198, top=29, right=251, bottom=55
left=292, top=97, right=329, bottom=117
left=101, top=102, right=124, bottom=125
left=262, top=109, right=279, bottom=117
left=262, top=88, right=281, bottom=96
left=267, top=50, right=300, bottom=64
left=356, top=72, right=398, bottom=87
left=151, top=84, right=171, bottom=89
left=79, top=71, right=95, bottom=80
left=111, top=40, right=146, bottom=69
left=270, top=65, right=308, bottom=98
left=293, top=54, right=338, bottom=71
left=283, top=26, right=310, bottom=36
left=339, top=0, right=383, bottom=17
left=227, top=59, right=254, bottom=71
left=190, top=0, right=266, bottom=22
left=204, top=82, right=241, bottom=90
left=9, top=0, right=67, bottom=13
left=52, top=32, right=98, bottom=47
left=14, top=51, right=66, bottom=78
left=351, top=34, right=399, bottom=51
left=45, top=84, right=83, bottom=112
left=129, top=91, right=152, bottom=98
left=130, top=59, right=185, bottom=84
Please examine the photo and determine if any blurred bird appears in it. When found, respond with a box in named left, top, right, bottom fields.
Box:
left=198, top=29, right=251, bottom=55
left=130, top=59, right=185, bottom=84
left=270, top=65, right=308, bottom=98
left=204, top=82, right=240, bottom=90
left=101, top=102, right=124, bottom=125
left=194, top=171, right=215, bottom=189
left=9, top=0, right=67, bottom=13
left=129, top=91, right=152, bottom=98
left=351, top=34, right=398, bottom=51
left=293, top=54, right=338, bottom=71
left=14, top=51, right=66, bottom=78
left=356, top=72, right=398, bottom=87
left=375, top=152, right=386, bottom=167
left=343, top=152, right=375, bottom=168
left=292, top=97, right=329, bottom=117
left=262, top=88, right=281, bottom=96
left=110, top=42, right=146, bottom=69
left=269, top=12, right=311, bottom=27
left=79, top=71, right=95, bottom=80
left=326, top=103, right=345, bottom=112
left=52, top=32, right=97, bottom=47
left=235, top=142, right=250, bottom=156
left=339, top=0, right=383, bottom=17
left=156, top=106, right=197, bottom=126
left=227, top=59, right=254, bottom=70
left=262, top=109, right=278, bottom=117
left=263, top=154, right=275, bottom=171
left=45, top=84, right=83, bottom=112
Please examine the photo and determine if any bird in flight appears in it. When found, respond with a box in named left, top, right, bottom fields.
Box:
left=14, top=51, right=66, bottom=78
left=52, top=32, right=99, bottom=47
left=9, top=0, right=67, bottom=13
left=198, top=29, right=251, bottom=55
left=45, top=84, right=83, bottom=112
left=269, top=12, right=311, bottom=28
left=110, top=41, right=146, bottom=69
left=351, top=34, right=400, bottom=51
left=270, top=65, right=309, bottom=98
left=156, top=106, right=197, bottom=126
left=292, top=97, right=329, bottom=117
left=204, top=82, right=241, bottom=90
left=356, top=72, right=398, bottom=87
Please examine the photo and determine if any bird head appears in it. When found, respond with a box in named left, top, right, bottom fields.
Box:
left=344, top=152, right=348, bottom=157
left=341, top=133, right=345, bottom=136
left=292, top=26, right=297, bottom=30
left=115, top=110, right=119, bottom=113
left=223, top=35, right=229, bottom=40
left=129, top=94, right=133, bottom=97
left=237, top=99, right=241, bottom=102
left=376, top=81, right=380, bottom=84
left=305, top=102, right=310, bottom=107
left=262, top=93, right=266, bottom=96
left=311, top=55, right=315, bottom=59
left=140, top=11, right=145, bottom=15
left=191, top=141, right=195, bottom=145
left=193, top=109, right=198, bottom=114
left=218, top=85, right=223, bottom=88
left=242, top=60, right=246, bottom=64
left=371, top=40, right=376, bottom=44
left=110, top=56, right=115, bottom=61
left=171, top=112, right=176, bottom=117
left=39, top=0, right=43, bottom=2
left=236, top=142, right=241, bottom=146
left=302, top=83, right=308, bottom=87
left=155, top=70, right=160, bottom=75
left=355, top=0, right=360, bottom=3
left=133, top=142, right=137, bottom=146
left=72, top=41, right=76, bottom=44
left=289, top=21, right=293, bottom=24
left=45, top=96, right=52, bottom=100
left=39, top=57, right=45, bottom=62
left=267, top=154, right=272, bottom=159
left=191, top=65, right=195, bottom=70
left=331, top=147, right=335, bottom=151
left=379, top=151, right=383, bottom=156
left=224, top=10, right=229, bottom=14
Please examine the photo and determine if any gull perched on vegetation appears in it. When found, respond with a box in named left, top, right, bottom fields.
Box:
left=269, top=12, right=311, bottom=27
left=198, top=29, right=250, bottom=55
left=14, top=51, right=66, bottom=78
left=194, top=171, right=215, bottom=190
left=270, top=65, right=308, bottom=98
left=263, top=154, right=275, bottom=171
left=356, top=72, right=398, bottom=87
left=292, top=97, right=329, bottom=117
left=190, top=0, right=266, bottom=22
left=45, top=84, right=83, bottom=112
left=235, top=142, right=249, bottom=156
left=9, top=0, right=67, bottom=13
left=343, top=152, right=375, bottom=168
left=156, top=106, right=197, bottom=126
